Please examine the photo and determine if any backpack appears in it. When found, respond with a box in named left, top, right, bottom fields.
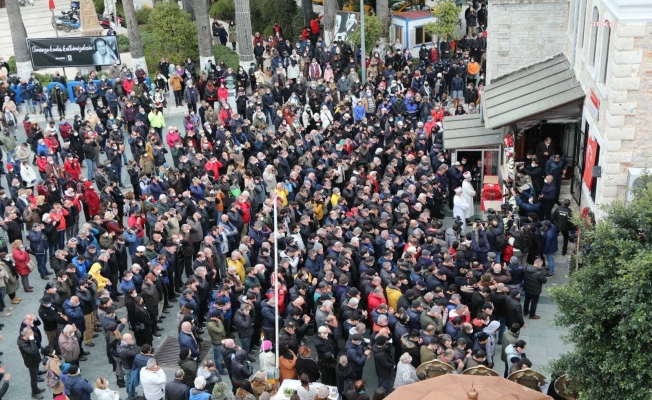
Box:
left=45, top=364, right=60, bottom=389
left=67, top=385, right=83, bottom=400
left=493, top=233, right=507, bottom=253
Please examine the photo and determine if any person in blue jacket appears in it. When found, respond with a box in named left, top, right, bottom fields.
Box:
left=541, top=221, right=558, bottom=277
left=63, top=365, right=94, bottom=400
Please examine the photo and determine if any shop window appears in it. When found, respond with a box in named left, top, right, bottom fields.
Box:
left=577, top=0, right=587, bottom=48
left=589, top=7, right=599, bottom=66
left=414, top=27, right=432, bottom=45
left=599, top=25, right=611, bottom=83
left=391, top=26, right=403, bottom=44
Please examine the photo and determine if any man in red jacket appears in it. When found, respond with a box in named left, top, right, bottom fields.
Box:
left=49, top=203, right=68, bottom=249
left=310, top=15, right=323, bottom=44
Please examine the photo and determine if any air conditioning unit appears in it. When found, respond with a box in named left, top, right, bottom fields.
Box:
left=626, top=168, right=649, bottom=202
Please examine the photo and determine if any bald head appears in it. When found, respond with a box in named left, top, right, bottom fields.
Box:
left=181, top=321, right=192, bottom=333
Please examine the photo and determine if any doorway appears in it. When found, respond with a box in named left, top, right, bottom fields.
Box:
left=453, top=148, right=501, bottom=203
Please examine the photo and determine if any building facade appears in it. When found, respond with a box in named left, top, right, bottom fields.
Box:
left=480, top=0, right=652, bottom=217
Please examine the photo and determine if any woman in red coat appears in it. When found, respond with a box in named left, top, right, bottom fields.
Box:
left=217, top=82, right=229, bottom=102
left=12, top=239, right=33, bottom=292
left=367, top=286, right=387, bottom=323
left=84, top=182, right=101, bottom=217
left=63, top=155, right=82, bottom=181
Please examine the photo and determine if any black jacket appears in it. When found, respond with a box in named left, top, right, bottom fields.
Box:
left=523, top=265, right=547, bottom=296
left=506, top=296, right=525, bottom=327
left=221, top=345, right=237, bottom=372
left=18, top=336, right=41, bottom=368
left=231, top=350, right=253, bottom=383
left=165, top=379, right=190, bottom=400
left=279, top=328, right=299, bottom=355
left=372, top=343, right=394, bottom=378
left=39, top=303, right=64, bottom=331
left=335, top=362, right=358, bottom=394
left=296, top=355, right=321, bottom=382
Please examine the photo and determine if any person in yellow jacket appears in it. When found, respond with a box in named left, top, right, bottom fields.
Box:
left=148, top=108, right=166, bottom=135
left=227, top=250, right=246, bottom=283
left=274, top=183, right=289, bottom=207
left=89, top=263, right=111, bottom=291
left=386, top=283, right=402, bottom=311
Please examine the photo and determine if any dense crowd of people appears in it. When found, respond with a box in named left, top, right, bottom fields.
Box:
left=0, top=2, right=576, bottom=400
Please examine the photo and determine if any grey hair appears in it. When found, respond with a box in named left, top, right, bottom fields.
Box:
left=194, top=267, right=206, bottom=275
left=63, top=325, right=74, bottom=333
left=400, top=353, right=412, bottom=364
left=377, top=314, right=388, bottom=323
left=146, top=358, right=158, bottom=368
left=194, top=376, right=206, bottom=389
left=322, top=300, right=333, bottom=309
left=175, top=369, right=184, bottom=379
left=21, top=327, right=32, bottom=336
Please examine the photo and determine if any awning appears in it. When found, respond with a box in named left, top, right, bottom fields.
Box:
left=483, top=54, right=586, bottom=129
left=443, top=113, right=503, bottom=149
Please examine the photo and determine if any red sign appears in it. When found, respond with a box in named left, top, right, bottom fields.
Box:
left=583, top=136, right=599, bottom=191
left=48, top=0, right=55, bottom=11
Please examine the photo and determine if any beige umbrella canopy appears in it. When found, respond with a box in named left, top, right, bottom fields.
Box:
left=386, top=374, right=553, bottom=400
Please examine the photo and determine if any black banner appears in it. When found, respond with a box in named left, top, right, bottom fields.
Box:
left=27, top=36, right=121, bottom=68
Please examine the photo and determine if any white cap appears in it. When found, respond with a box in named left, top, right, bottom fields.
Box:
left=454, top=187, right=463, bottom=193
left=463, top=171, right=471, bottom=179
left=137, top=246, right=146, bottom=252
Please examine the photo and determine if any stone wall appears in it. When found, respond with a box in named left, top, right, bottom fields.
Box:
left=486, top=0, right=570, bottom=83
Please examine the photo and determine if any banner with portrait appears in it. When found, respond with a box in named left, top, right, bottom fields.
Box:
left=27, top=36, right=121, bottom=68
left=334, top=11, right=359, bottom=44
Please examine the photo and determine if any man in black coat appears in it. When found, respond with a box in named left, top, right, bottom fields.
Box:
left=372, top=335, right=394, bottom=393
left=552, top=199, right=574, bottom=255
left=38, top=295, right=65, bottom=351
left=506, top=289, right=526, bottom=329
left=165, top=369, right=191, bottom=400
left=18, top=326, right=46, bottom=399
left=523, top=258, right=548, bottom=320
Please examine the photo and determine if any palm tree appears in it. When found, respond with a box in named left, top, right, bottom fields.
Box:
left=194, top=0, right=213, bottom=68
left=376, top=0, right=389, bottom=30
left=235, top=0, right=254, bottom=64
left=323, top=0, right=339, bottom=46
left=6, top=0, right=32, bottom=78
left=122, top=0, right=147, bottom=73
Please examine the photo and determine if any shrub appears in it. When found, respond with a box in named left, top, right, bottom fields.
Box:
left=213, top=45, right=240, bottom=70
left=117, top=34, right=130, bottom=52
left=209, top=0, right=235, bottom=21
left=135, top=6, right=152, bottom=25
left=93, top=0, right=104, bottom=14
left=34, top=73, right=54, bottom=86
left=8, top=56, right=16, bottom=73
left=144, top=1, right=198, bottom=73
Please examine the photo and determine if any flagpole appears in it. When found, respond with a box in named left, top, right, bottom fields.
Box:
left=50, top=2, right=68, bottom=78
left=273, top=194, right=279, bottom=369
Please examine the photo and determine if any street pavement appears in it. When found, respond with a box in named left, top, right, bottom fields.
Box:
left=0, top=97, right=573, bottom=398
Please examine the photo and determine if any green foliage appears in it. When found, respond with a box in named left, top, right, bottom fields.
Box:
left=348, top=14, right=384, bottom=50
left=424, top=0, right=461, bottom=41
left=209, top=0, right=235, bottom=21
left=213, top=45, right=240, bottom=70
left=144, top=1, right=198, bottom=73
left=135, top=6, right=152, bottom=25
left=250, top=0, right=300, bottom=40
left=291, top=8, right=317, bottom=38
left=117, top=34, right=130, bottom=52
left=8, top=56, right=16, bottom=73
left=549, top=176, right=652, bottom=400
left=34, top=73, right=53, bottom=86
left=93, top=0, right=104, bottom=14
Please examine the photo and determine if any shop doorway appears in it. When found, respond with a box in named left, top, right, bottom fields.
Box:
left=453, top=148, right=501, bottom=203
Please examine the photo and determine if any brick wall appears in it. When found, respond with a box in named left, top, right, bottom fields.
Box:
left=486, top=0, right=570, bottom=83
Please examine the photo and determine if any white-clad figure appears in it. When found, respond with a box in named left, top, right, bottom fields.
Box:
left=462, top=171, right=476, bottom=219
left=453, top=186, right=469, bottom=230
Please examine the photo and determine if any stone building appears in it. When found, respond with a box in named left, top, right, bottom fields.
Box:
left=465, top=0, right=652, bottom=217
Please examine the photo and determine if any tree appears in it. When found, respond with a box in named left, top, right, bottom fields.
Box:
left=144, top=1, right=198, bottom=72
left=123, top=0, right=147, bottom=73
left=194, top=0, right=214, bottom=68
left=6, top=0, right=32, bottom=78
left=235, top=0, right=254, bottom=64
left=376, top=0, right=389, bottom=31
left=347, top=14, right=384, bottom=53
left=182, top=0, right=195, bottom=20
left=424, top=0, right=461, bottom=43
left=549, top=177, right=652, bottom=399
left=323, top=0, right=340, bottom=46
left=301, top=0, right=314, bottom=27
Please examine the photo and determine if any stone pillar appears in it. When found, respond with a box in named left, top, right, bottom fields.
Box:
left=323, top=0, right=338, bottom=46
left=235, top=0, right=254, bottom=65
left=194, top=0, right=214, bottom=70
left=80, top=0, right=103, bottom=36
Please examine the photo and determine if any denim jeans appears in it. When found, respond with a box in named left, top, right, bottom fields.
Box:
left=240, top=336, right=251, bottom=353
left=85, top=159, right=96, bottom=179
left=124, top=368, right=136, bottom=399
left=212, top=343, right=226, bottom=370
left=58, top=231, right=66, bottom=249
left=36, top=253, right=48, bottom=277
left=546, top=253, right=555, bottom=275
left=497, top=315, right=507, bottom=344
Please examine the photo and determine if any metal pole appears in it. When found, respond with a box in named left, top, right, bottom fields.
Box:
left=273, top=195, right=279, bottom=368
left=52, top=10, right=68, bottom=78
left=359, top=0, right=366, bottom=85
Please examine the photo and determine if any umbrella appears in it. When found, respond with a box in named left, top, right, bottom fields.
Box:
left=49, top=0, right=55, bottom=11
left=386, top=374, right=553, bottom=400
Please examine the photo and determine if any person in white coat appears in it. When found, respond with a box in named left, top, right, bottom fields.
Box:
left=453, top=187, right=469, bottom=230
left=320, top=105, right=334, bottom=129
left=20, top=161, right=37, bottom=188
left=140, top=358, right=167, bottom=400
left=461, top=171, right=476, bottom=219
